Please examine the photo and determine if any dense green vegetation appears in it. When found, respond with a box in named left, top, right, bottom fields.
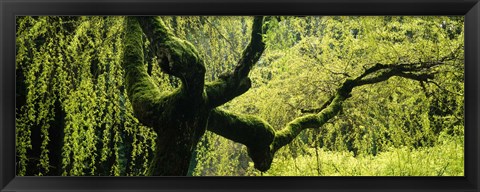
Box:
left=15, top=16, right=464, bottom=176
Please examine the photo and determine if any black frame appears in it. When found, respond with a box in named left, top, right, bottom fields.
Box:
left=1, top=0, right=479, bottom=191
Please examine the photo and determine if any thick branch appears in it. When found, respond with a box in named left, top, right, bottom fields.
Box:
left=271, top=90, right=348, bottom=153
left=271, top=62, right=440, bottom=152
left=233, top=16, right=268, bottom=78
left=355, top=66, right=435, bottom=87
left=123, top=17, right=208, bottom=127
left=137, top=16, right=206, bottom=98
left=208, top=59, right=443, bottom=172
left=125, top=17, right=213, bottom=176
left=300, top=96, right=334, bottom=114
left=207, top=109, right=275, bottom=171
left=123, top=17, right=171, bottom=127
left=205, top=16, right=268, bottom=108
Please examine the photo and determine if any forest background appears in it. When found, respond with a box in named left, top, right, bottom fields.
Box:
left=15, top=16, right=464, bottom=176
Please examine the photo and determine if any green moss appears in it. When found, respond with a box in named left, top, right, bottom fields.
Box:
left=207, top=109, right=275, bottom=171
left=124, top=17, right=168, bottom=127
left=205, top=77, right=252, bottom=108
left=137, top=17, right=206, bottom=98
left=125, top=16, right=303, bottom=174
left=271, top=94, right=346, bottom=153
left=124, top=16, right=213, bottom=175
left=137, top=16, right=173, bottom=43
left=203, top=17, right=266, bottom=109
left=208, top=109, right=274, bottom=147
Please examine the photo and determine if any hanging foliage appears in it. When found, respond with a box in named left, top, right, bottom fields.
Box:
left=16, top=16, right=463, bottom=176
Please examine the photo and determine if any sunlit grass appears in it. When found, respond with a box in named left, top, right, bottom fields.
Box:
left=261, top=135, right=463, bottom=176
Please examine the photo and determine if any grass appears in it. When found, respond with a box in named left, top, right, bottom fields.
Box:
left=261, top=135, right=463, bottom=176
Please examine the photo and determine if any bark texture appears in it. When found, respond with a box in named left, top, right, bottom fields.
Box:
left=124, top=17, right=209, bottom=176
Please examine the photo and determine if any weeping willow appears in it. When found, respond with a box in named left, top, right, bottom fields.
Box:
left=15, top=16, right=464, bottom=176
left=16, top=16, right=256, bottom=176
left=16, top=16, right=158, bottom=176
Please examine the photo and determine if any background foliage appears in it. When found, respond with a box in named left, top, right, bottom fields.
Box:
left=15, top=16, right=464, bottom=176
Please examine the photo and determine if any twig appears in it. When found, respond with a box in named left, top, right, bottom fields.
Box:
left=427, top=80, right=464, bottom=96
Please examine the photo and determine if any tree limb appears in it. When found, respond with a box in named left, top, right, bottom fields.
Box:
left=207, top=109, right=275, bottom=171
left=207, top=58, right=448, bottom=171
left=301, top=96, right=334, bottom=114
left=125, top=17, right=213, bottom=175
left=205, top=16, right=268, bottom=108
left=137, top=16, right=206, bottom=98
left=123, top=17, right=170, bottom=127
left=272, top=61, right=442, bottom=152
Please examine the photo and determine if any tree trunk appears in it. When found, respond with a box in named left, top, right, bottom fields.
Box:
left=122, top=16, right=450, bottom=175
left=124, top=17, right=211, bottom=175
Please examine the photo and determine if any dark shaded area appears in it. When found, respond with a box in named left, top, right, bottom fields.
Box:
left=46, top=98, right=66, bottom=175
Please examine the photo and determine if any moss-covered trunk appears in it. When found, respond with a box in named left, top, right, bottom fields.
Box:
left=123, top=16, right=269, bottom=175
left=147, top=103, right=209, bottom=176
left=122, top=16, right=445, bottom=176
left=124, top=17, right=212, bottom=176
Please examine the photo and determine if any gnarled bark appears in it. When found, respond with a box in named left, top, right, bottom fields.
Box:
left=123, top=17, right=209, bottom=176
left=122, top=16, right=454, bottom=175
left=207, top=109, right=275, bottom=171
left=124, top=16, right=269, bottom=175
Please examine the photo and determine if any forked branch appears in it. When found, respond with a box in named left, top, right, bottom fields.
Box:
left=205, top=16, right=269, bottom=108
left=208, top=57, right=453, bottom=172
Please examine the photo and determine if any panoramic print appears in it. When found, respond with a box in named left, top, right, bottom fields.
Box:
left=15, top=16, right=464, bottom=176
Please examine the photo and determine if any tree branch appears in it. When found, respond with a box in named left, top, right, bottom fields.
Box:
left=122, top=17, right=170, bottom=127
left=123, top=16, right=209, bottom=128
left=300, top=96, right=334, bottom=114
left=137, top=16, right=206, bottom=98
left=427, top=80, right=464, bottom=96
left=208, top=58, right=449, bottom=172
left=272, top=59, right=444, bottom=154
left=207, top=109, right=275, bottom=171
left=205, top=16, right=268, bottom=108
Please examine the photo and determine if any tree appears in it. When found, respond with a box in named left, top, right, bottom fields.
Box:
left=15, top=16, right=463, bottom=176
left=122, top=16, right=462, bottom=176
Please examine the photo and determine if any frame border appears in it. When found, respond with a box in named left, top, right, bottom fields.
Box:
left=1, top=0, right=479, bottom=191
